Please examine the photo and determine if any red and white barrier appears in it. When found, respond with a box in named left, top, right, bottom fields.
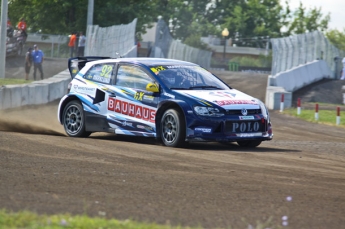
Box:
left=280, top=94, right=284, bottom=112
left=315, top=104, right=319, bottom=121
left=336, top=107, right=341, bottom=125
left=297, top=98, right=301, bottom=115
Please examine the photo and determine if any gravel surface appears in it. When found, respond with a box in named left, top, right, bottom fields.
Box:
left=0, top=59, right=344, bottom=229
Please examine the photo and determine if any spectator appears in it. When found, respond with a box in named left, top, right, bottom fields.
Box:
left=31, top=44, right=44, bottom=80
left=17, top=18, right=27, bottom=40
left=340, top=57, right=345, bottom=80
left=77, top=31, right=86, bottom=57
left=25, top=47, right=33, bottom=80
left=7, top=17, right=14, bottom=37
left=7, top=17, right=11, bottom=27
left=68, top=32, right=77, bottom=58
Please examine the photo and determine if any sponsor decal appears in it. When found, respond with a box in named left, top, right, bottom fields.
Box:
left=93, top=75, right=110, bottom=83
left=72, top=85, right=96, bottom=97
left=134, top=92, right=145, bottom=101
left=150, top=66, right=166, bottom=74
left=163, top=92, right=175, bottom=99
left=108, top=98, right=156, bottom=123
left=136, top=125, right=153, bottom=131
left=195, top=127, right=212, bottom=133
left=137, top=125, right=145, bottom=130
left=236, top=133, right=262, bottom=137
left=143, top=95, right=154, bottom=101
left=239, top=116, right=255, bottom=120
left=166, top=65, right=195, bottom=69
left=209, top=91, right=236, bottom=98
left=214, top=100, right=258, bottom=106
left=122, top=121, right=133, bottom=127
left=232, top=122, right=260, bottom=132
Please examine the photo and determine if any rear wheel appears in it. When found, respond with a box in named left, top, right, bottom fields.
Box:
left=62, top=100, right=91, bottom=137
left=160, top=109, right=186, bottom=147
left=237, top=140, right=262, bottom=148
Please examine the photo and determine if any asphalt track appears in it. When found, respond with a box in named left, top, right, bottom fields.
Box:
left=0, top=58, right=345, bottom=229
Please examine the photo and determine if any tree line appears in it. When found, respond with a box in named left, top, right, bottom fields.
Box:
left=4, top=0, right=345, bottom=50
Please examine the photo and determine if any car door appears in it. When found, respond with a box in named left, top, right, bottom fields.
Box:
left=78, top=62, right=117, bottom=132
left=107, top=64, right=160, bottom=136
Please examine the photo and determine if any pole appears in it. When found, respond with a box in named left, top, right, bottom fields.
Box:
left=336, top=107, right=340, bottom=125
left=85, top=0, right=94, bottom=56
left=315, top=103, right=319, bottom=121
left=0, top=0, right=9, bottom=79
left=297, top=98, right=301, bottom=115
left=280, top=93, right=284, bottom=112
left=86, top=0, right=94, bottom=28
left=223, top=37, right=226, bottom=61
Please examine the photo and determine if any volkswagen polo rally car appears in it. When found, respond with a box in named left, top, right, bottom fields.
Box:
left=57, top=57, right=273, bottom=148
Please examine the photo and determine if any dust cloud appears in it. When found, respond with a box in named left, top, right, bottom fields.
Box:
left=0, top=100, right=65, bottom=136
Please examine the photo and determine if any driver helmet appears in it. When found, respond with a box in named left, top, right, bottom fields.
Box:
left=162, top=71, right=177, bottom=86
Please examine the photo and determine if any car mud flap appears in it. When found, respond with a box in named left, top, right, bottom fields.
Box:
left=85, top=112, right=111, bottom=132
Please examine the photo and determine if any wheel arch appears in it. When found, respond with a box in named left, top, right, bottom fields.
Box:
left=58, top=95, right=82, bottom=124
left=155, top=100, right=188, bottom=139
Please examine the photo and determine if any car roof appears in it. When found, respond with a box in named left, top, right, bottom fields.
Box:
left=89, top=57, right=198, bottom=67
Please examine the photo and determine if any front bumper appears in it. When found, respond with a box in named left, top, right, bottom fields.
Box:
left=185, top=115, right=273, bottom=142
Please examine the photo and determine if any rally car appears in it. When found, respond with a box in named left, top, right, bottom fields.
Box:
left=57, top=57, right=273, bottom=148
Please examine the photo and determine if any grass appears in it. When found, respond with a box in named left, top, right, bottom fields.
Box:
left=282, top=105, right=345, bottom=128
left=0, top=78, right=33, bottom=86
left=0, top=209, right=282, bottom=229
left=0, top=209, right=183, bottom=229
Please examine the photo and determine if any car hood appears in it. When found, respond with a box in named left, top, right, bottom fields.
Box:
left=175, top=89, right=261, bottom=109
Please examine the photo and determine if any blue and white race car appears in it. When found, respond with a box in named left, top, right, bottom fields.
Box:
left=57, top=57, right=273, bottom=147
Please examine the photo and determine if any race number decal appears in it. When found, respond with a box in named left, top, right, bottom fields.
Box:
left=100, top=65, right=113, bottom=78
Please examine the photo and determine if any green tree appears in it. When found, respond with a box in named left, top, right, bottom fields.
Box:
left=326, top=29, right=345, bottom=52
left=282, top=2, right=330, bottom=36
left=3, top=0, right=333, bottom=48
left=7, top=0, right=159, bottom=35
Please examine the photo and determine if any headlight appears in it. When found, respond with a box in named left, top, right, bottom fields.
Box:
left=194, top=106, right=224, bottom=117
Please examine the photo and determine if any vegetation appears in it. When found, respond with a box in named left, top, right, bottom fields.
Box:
left=4, top=0, right=344, bottom=50
left=0, top=209, right=176, bottom=229
left=325, top=29, right=345, bottom=51
left=0, top=209, right=279, bottom=229
left=283, top=106, right=345, bottom=128
left=0, top=79, right=33, bottom=86
left=230, top=54, right=272, bottom=68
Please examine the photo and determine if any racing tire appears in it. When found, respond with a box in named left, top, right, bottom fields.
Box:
left=237, top=140, right=262, bottom=148
left=62, top=100, right=91, bottom=138
left=160, top=109, right=186, bottom=147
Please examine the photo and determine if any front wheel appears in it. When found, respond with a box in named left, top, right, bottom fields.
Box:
left=160, top=109, right=186, bottom=147
left=62, top=100, right=91, bottom=137
left=237, top=140, right=262, bottom=148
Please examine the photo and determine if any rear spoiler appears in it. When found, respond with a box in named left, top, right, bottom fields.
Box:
left=68, top=56, right=111, bottom=79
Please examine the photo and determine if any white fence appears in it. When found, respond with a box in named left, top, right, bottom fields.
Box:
left=85, top=18, right=137, bottom=58
left=271, top=31, right=345, bottom=78
left=150, top=19, right=212, bottom=69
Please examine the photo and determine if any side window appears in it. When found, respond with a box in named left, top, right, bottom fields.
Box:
left=84, top=63, right=115, bottom=84
left=116, top=65, right=154, bottom=90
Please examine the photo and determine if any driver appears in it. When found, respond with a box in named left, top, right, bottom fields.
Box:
left=160, top=70, right=190, bottom=88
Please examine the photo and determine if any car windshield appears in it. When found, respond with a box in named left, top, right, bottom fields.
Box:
left=152, top=65, right=230, bottom=90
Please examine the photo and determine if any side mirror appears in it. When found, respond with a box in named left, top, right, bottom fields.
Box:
left=146, top=83, right=159, bottom=93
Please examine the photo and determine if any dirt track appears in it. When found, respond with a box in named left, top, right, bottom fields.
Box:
left=0, top=62, right=345, bottom=228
